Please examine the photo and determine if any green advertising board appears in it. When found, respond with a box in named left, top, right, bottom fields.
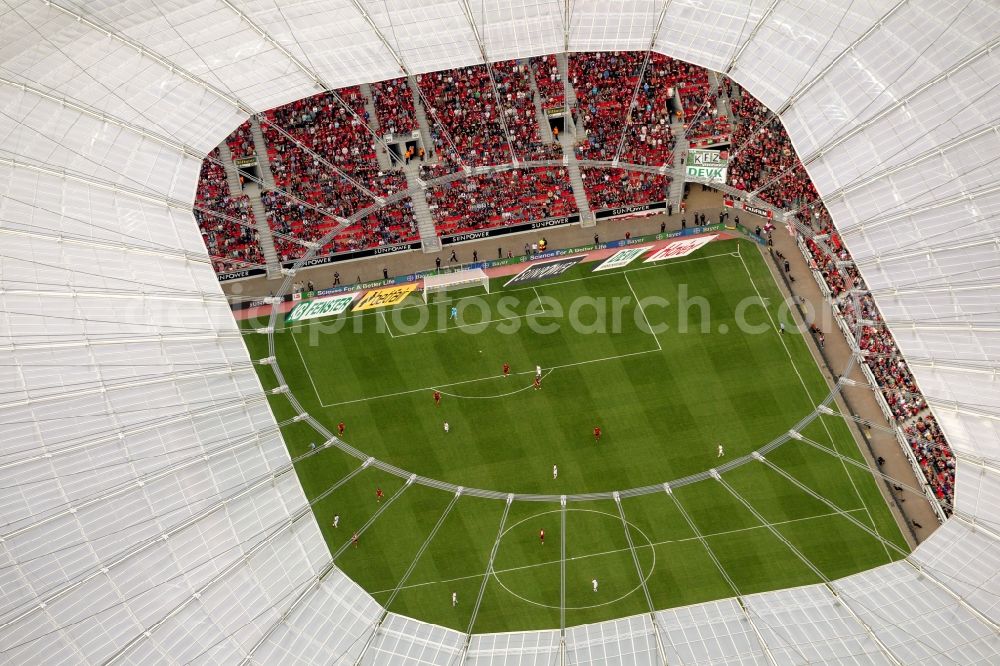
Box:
left=286, top=293, right=358, bottom=322
left=685, top=148, right=728, bottom=184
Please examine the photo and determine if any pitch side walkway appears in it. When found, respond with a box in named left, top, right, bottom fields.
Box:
left=764, top=215, right=938, bottom=548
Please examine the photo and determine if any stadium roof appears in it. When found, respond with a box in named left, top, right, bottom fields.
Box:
left=1, top=0, right=999, bottom=662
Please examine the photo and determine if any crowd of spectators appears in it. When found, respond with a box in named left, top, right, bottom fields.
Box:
left=672, top=60, right=712, bottom=121
left=193, top=149, right=263, bottom=272
left=262, top=188, right=416, bottom=262
left=370, top=77, right=417, bottom=138
left=259, top=87, right=415, bottom=260
left=800, top=203, right=954, bottom=515
left=903, top=417, right=955, bottom=514
left=417, top=61, right=552, bottom=167
left=727, top=88, right=814, bottom=210
left=530, top=54, right=565, bottom=109
left=567, top=52, right=686, bottom=211
left=580, top=168, right=670, bottom=211
left=225, top=120, right=256, bottom=159
left=421, top=164, right=576, bottom=236
left=569, top=51, right=646, bottom=163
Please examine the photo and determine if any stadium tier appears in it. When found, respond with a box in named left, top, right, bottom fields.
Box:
left=579, top=167, right=671, bottom=211
left=529, top=54, right=565, bottom=110
left=5, top=3, right=998, bottom=662
left=224, top=119, right=256, bottom=159
left=193, top=148, right=264, bottom=273
left=418, top=61, right=553, bottom=166
left=370, top=77, right=418, bottom=138
left=570, top=51, right=648, bottom=163
left=422, top=164, right=576, bottom=236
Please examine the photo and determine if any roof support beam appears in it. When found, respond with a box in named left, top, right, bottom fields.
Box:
left=819, top=123, right=1000, bottom=203
left=714, top=470, right=905, bottom=665
left=723, top=0, right=780, bottom=75
left=345, top=0, right=465, bottom=165
left=856, top=234, right=1000, bottom=267
left=41, top=0, right=251, bottom=114
left=665, top=485, right=780, bottom=665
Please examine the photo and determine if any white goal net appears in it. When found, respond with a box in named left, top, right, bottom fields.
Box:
left=422, top=268, right=490, bottom=302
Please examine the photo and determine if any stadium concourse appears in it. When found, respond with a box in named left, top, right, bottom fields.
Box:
left=2, top=1, right=1000, bottom=664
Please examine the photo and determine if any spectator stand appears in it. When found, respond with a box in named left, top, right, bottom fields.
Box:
left=255, top=86, right=420, bottom=264
left=791, top=201, right=953, bottom=520
left=418, top=160, right=577, bottom=241
left=567, top=52, right=698, bottom=216
left=416, top=63, right=519, bottom=170
left=370, top=77, right=425, bottom=167
left=193, top=148, right=265, bottom=274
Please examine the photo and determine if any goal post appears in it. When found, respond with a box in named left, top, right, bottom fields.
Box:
left=422, top=268, right=490, bottom=302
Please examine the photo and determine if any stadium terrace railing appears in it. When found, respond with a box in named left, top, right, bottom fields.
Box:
left=796, top=238, right=947, bottom=524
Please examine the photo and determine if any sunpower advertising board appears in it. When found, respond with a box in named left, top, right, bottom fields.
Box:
left=592, top=246, right=653, bottom=272
left=503, top=256, right=587, bottom=287
left=285, top=293, right=359, bottom=322
left=685, top=149, right=728, bottom=184
left=643, top=235, right=718, bottom=262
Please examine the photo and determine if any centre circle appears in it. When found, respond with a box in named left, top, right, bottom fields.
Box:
left=491, top=508, right=656, bottom=610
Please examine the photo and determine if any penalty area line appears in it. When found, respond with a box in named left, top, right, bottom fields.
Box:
left=624, top=272, right=661, bottom=352
left=381, top=310, right=545, bottom=339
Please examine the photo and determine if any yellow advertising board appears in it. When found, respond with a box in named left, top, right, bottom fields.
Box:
left=351, top=283, right=418, bottom=311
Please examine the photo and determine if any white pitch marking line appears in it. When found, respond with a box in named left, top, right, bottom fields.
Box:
left=319, top=348, right=660, bottom=408
left=435, top=370, right=554, bottom=400
left=737, top=245, right=888, bottom=560
left=367, top=508, right=869, bottom=596
left=291, top=329, right=327, bottom=407
left=532, top=286, right=546, bottom=314
left=379, top=311, right=396, bottom=339
left=624, top=272, right=661, bottom=352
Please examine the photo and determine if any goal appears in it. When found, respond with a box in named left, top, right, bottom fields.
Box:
left=422, top=268, right=490, bottom=302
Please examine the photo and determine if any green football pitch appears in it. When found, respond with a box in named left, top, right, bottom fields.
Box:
left=243, top=237, right=907, bottom=633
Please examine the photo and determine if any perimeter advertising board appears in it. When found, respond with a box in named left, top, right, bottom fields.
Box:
left=685, top=149, right=728, bottom=184
left=503, top=256, right=587, bottom=287
left=643, top=235, right=718, bottom=262
left=285, top=293, right=359, bottom=322
left=592, top=246, right=652, bottom=272
left=352, top=284, right=418, bottom=311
